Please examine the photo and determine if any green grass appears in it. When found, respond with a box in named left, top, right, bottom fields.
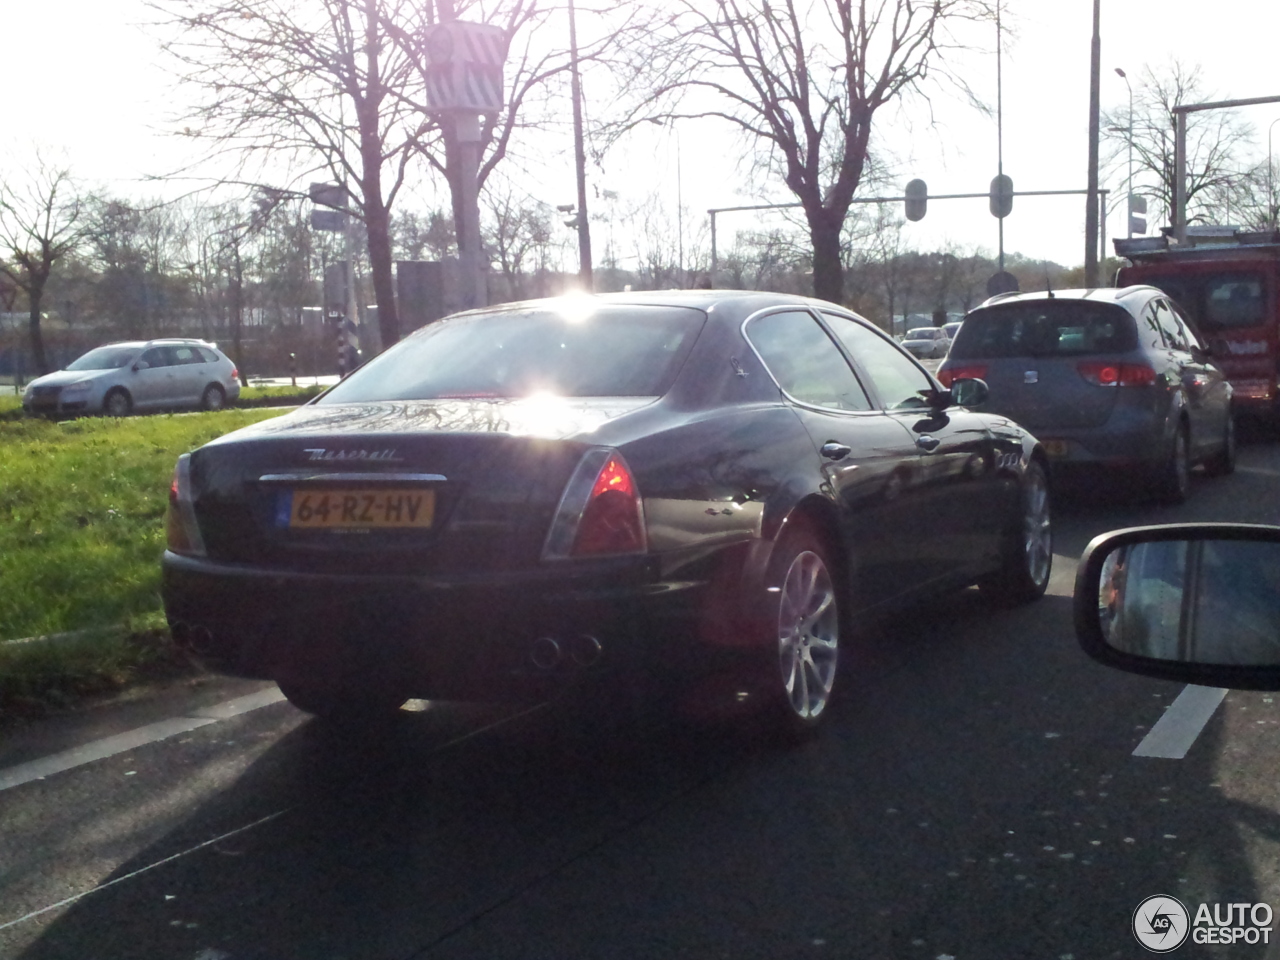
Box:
left=0, top=408, right=286, bottom=714
left=237, top=384, right=325, bottom=405
left=0, top=408, right=284, bottom=641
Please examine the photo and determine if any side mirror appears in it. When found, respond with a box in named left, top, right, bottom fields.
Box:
left=948, top=377, right=989, bottom=408
left=1074, top=523, right=1280, bottom=690
left=133, top=361, right=149, bottom=371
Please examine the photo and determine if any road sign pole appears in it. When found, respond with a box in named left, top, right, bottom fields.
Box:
left=455, top=113, right=486, bottom=310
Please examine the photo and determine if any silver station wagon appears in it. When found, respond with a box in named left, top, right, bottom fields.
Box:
left=937, top=287, right=1235, bottom=503
left=22, top=339, right=241, bottom=417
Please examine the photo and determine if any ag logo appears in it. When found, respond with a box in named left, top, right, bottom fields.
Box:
left=1133, top=895, right=1190, bottom=953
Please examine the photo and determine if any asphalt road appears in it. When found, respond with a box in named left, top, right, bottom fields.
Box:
left=5, top=436, right=1280, bottom=959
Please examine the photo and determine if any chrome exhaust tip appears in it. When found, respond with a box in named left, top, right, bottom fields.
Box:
left=530, top=636, right=562, bottom=670
left=569, top=634, right=602, bottom=667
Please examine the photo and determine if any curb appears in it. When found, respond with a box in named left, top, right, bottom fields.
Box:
left=2, top=625, right=128, bottom=650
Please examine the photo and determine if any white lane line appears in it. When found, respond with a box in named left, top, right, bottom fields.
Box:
left=0, top=811, right=287, bottom=933
left=0, top=688, right=287, bottom=793
left=1133, top=685, right=1227, bottom=759
left=0, top=700, right=547, bottom=932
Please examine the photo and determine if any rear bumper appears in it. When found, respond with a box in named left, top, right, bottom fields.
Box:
left=1027, top=408, right=1169, bottom=467
left=161, top=547, right=748, bottom=700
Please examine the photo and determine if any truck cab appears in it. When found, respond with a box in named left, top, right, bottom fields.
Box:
left=1116, top=228, right=1280, bottom=417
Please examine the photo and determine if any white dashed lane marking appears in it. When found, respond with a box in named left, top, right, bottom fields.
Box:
left=1133, top=685, right=1227, bottom=760
left=0, top=687, right=287, bottom=792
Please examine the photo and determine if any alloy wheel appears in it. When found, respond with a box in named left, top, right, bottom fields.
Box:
left=1022, top=465, right=1053, bottom=589
left=777, top=550, right=839, bottom=721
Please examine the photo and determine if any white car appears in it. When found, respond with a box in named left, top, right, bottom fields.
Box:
left=22, top=339, right=241, bottom=417
left=900, top=326, right=952, bottom=359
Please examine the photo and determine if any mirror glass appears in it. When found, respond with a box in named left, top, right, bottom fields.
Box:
left=1099, top=539, right=1280, bottom=666
left=950, top=377, right=988, bottom=407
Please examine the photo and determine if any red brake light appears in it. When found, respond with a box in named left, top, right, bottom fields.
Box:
left=230, top=367, right=239, bottom=382
left=1077, top=361, right=1156, bottom=387
left=166, top=454, right=207, bottom=557
left=572, top=455, right=646, bottom=556
left=937, top=364, right=988, bottom=388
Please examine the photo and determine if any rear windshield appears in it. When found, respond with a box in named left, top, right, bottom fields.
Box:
left=951, top=302, right=1138, bottom=359
left=905, top=328, right=936, bottom=340
left=1139, top=272, right=1267, bottom=331
left=66, top=345, right=138, bottom=371
left=317, top=303, right=705, bottom=403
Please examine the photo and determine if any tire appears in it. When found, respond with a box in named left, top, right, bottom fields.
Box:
left=277, top=678, right=406, bottom=722
left=1203, top=413, right=1236, bottom=477
left=978, top=459, right=1052, bottom=607
left=761, top=523, right=841, bottom=733
left=103, top=388, right=132, bottom=418
left=200, top=383, right=226, bottom=411
left=1152, top=422, right=1191, bottom=504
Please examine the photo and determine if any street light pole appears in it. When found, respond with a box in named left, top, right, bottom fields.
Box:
left=1116, top=67, right=1133, bottom=238
left=568, top=0, right=593, bottom=289
left=1084, top=0, right=1101, bottom=286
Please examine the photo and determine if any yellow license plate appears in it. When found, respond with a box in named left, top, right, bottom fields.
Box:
left=1041, top=440, right=1070, bottom=458
left=289, top=489, right=435, bottom=529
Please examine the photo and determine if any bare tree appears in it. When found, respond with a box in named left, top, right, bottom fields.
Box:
left=482, top=185, right=552, bottom=301
left=157, top=0, right=436, bottom=349
left=621, top=0, right=989, bottom=304
left=1103, top=61, right=1258, bottom=230
left=0, top=157, right=87, bottom=373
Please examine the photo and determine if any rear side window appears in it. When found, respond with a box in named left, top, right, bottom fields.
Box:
left=1205, top=276, right=1265, bottom=329
left=197, top=347, right=220, bottom=364
left=170, top=346, right=202, bottom=365
left=318, top=304, right=704, bottom=402
left=951, top=302, right=1138, bottom=359
left=746, top=310, right=871, bottom=411
left=1137, top=272, right=1267, bottom=331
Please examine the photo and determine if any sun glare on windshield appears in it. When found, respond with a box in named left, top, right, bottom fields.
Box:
left=557, top=293, right=596, bottom=324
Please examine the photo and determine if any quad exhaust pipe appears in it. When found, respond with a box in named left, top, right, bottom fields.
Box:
left=529, top=634, right=603, bottom=671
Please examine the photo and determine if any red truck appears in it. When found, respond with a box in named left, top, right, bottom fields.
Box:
left=1116, top=228, right=1280, bottom=416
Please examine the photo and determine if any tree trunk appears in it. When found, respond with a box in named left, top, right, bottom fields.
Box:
left=364, top=195, right=400, bottom=349
left=809, top=217, right=844, bottom=305
left=27, top=283, right=49, bottom=374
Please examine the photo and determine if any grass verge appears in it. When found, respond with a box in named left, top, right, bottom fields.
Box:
left=0, top=407, right=284, bottom=717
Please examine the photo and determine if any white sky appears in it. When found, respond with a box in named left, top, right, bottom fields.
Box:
left=7, top=0, right=1280, bottom=269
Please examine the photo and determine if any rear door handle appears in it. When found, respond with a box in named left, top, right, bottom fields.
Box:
left=916, top=435, right=941, bottom=452
left=820, top=442, right=852, bottom=461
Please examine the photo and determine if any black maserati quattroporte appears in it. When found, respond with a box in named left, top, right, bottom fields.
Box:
left=162, top=291, right=1052, bottom=729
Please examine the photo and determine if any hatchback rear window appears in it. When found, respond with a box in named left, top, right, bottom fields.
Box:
left=317, top=303, right=705, bottom=403
left=950, top=302, right=1138, bottom=359
left=905, top=328, right=937, bottom=340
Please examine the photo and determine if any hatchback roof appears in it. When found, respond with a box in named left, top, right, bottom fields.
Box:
left=975, top=286, right=1159, bottom=312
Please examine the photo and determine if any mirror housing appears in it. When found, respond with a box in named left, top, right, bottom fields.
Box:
left=133, top=361, right=149, bottom=372
left=1075, top=523, right=1280, bottom=690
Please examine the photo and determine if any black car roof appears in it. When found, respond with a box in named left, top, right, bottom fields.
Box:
left=437, top=289, right=850, bottom=324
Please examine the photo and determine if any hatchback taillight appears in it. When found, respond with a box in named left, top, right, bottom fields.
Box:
left=1077, top=361, right=1157, bottom=387
left=166, top=454, right=207, bottom=557
left=543, top=449, right=647, bottom=559
left=936, top=364, right=988, bottom=388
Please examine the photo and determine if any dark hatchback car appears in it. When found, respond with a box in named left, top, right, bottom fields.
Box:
left=937, top=287, right=1234, bottom=503
left=162, top=291, right=1052, bottom=731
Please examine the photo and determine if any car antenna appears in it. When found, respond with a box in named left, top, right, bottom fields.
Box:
left=1045, top=274, right=1055, bottom=299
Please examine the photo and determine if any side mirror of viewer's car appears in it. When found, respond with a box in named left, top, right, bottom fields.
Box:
left=1074, top=523, right=1280, bottom=690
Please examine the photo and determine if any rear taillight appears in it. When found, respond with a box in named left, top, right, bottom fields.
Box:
left=1077, top=361, right=1157, bottom=387
left=936, top=364, right=988, bottom=388
left=230, top=366, right=239, bottom=382
left=166, top=453, right=207, bottom=557
left=543, top=449, right=647, bottom=559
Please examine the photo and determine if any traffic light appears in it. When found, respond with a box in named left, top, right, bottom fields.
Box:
left=904, top=179, right=928, bottom=221
left=989, top=174, right=1014, bottom=219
